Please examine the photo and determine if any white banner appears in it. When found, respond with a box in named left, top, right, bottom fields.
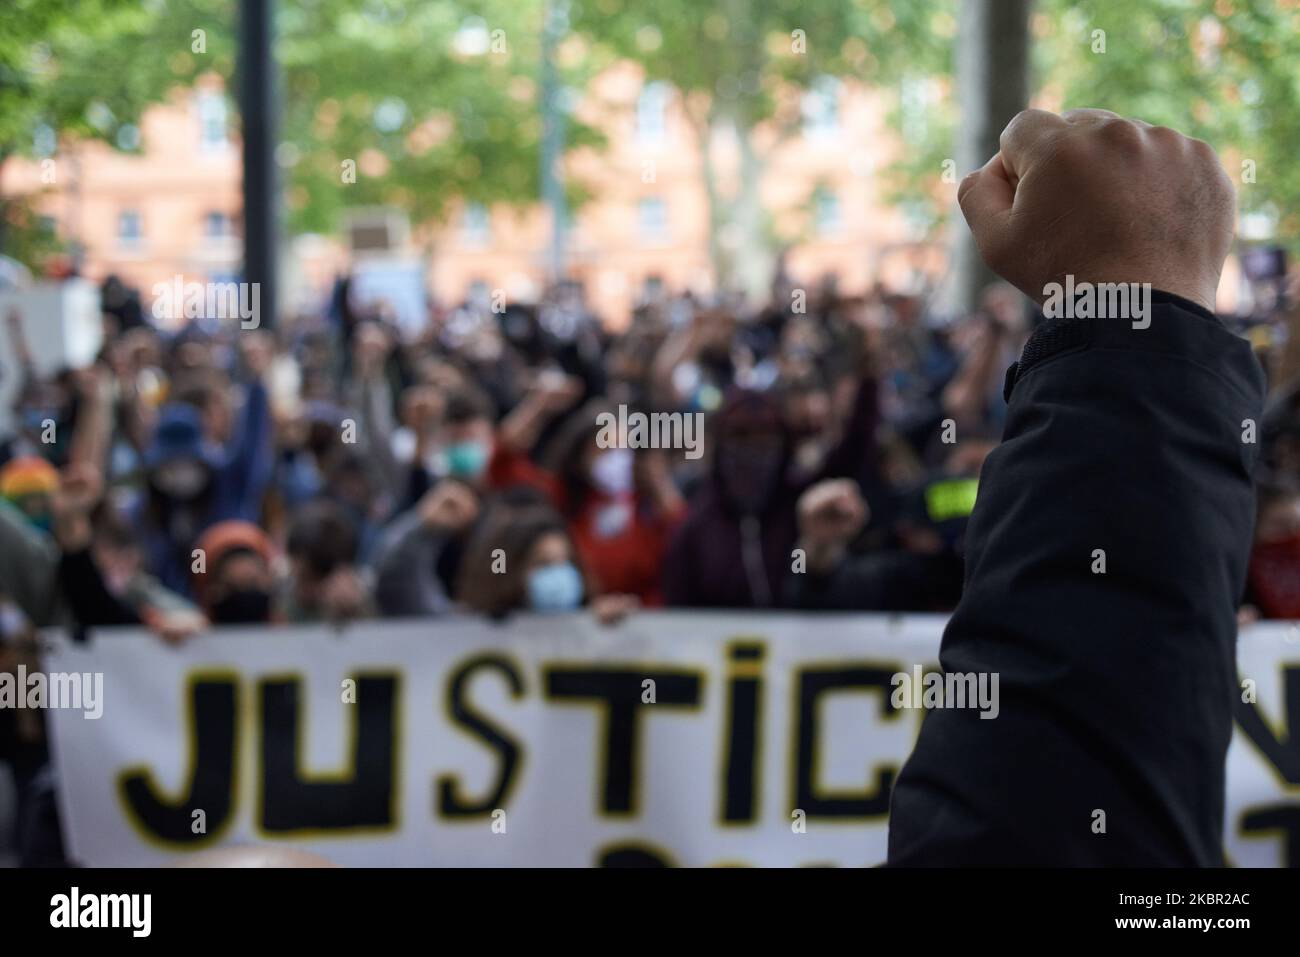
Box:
left=39, top=613, right=1300, bottom=867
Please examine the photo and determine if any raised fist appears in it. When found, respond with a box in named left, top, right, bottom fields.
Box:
left=797, top=478, right=869, bottom=551
left=417, top=480, right=480, bottom=534
left=958, top=108, right=1235, bottom=312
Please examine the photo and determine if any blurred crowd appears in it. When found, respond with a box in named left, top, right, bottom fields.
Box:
left=6, top=266, right=1300, bottom=637
left=5, top=265, right=1300, bottom=631
left=1, top=260, right=1298, bottom=863
left=0, top=269, right=1023, bottom=642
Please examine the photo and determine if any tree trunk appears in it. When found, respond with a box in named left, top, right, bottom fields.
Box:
left=732, top=116, right=771, bottom=304
left=947, top=0, right=1034, bottom=315
left=688, top=108, right=729, bottom=294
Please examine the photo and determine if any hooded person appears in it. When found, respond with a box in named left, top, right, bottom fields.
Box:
left=662, top=390, right=798, bottom=608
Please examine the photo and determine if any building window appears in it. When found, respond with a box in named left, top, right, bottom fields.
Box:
left=117, top=210, right=143, bottom=247
left=813, top=189, right=841, bottom=237
left=636, top=81, right=670, bottom=145
left=203, top=211, right=231, bottom=240
left=196, top=91, right=228, bottom=151
left=461, top=203, right=491, bottom=246
left=802, top=76, right=841, bottom=140
left=637, top=197, right=669, bottom=243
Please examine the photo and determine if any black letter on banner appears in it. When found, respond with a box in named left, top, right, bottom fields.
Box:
left=1240, top=805, right=1300, bottom=868
left=438, top=655, right=525, bottom=816
left=597, top=842, right=675, bottom=867
left=794, top=667, right=900, bottom=819
left=119, top=675, right=238, bottom=844
left=1235, top=666, right=1300, bottom=784
left=260, top=674, right=398, bottom=832
left=720, top=642, right=765, bottom=823
left=545, top=668, right=702, bottom=814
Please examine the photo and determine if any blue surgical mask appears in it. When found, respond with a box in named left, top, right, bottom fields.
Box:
left=445, top=440, right=490, bottom=480
left=527, top=562, right=584, bottom=613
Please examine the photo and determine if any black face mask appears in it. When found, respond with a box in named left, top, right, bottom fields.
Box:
left=718, top=437, right=785, bottom=515
left=210, top=588, right=272, bottom=624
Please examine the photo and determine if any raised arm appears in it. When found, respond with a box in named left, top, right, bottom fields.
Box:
left=371, top=481, right=479, bottom=617
left=888, top=110, right=1263, bottom=866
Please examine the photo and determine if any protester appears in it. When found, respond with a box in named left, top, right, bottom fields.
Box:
left=192, top=520, right=277, bottom=625
left=455, top=501, right=637, bottom=623
left=518, top=398, right=686, bottom=605
left=786, top=476, right=964, bottom=612
left=283, top=499, right=374, bottom=623
left=373, top=480, right=478, bottom=618
left=133, top=332, right=275, bottom=596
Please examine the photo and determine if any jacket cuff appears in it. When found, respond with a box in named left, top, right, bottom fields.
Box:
left=1004, top=288, right=1240, bottom=403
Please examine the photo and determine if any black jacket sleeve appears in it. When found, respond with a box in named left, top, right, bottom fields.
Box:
left=887, top=291, right=1264, bottom=866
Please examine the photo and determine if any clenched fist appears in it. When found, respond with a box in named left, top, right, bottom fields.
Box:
left=958, top=108, right=1235, bottom=312
left=418, top=480, right=480, bottom=534
left=796, top=479, right=869, bottom=574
